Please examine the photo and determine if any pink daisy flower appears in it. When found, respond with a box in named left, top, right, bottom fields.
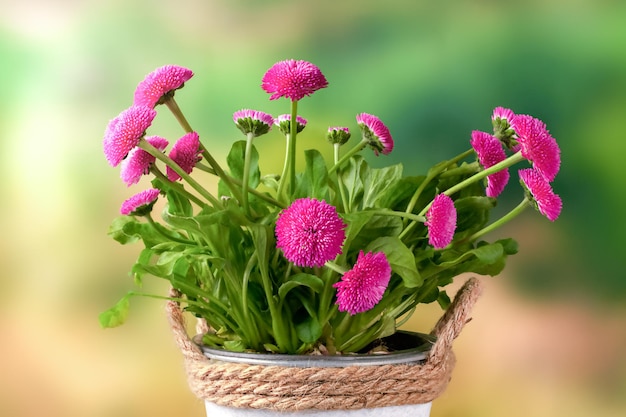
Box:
left=356, top=113, right=394, bottom=155
left=333, top=251, right=392, bottom=315
left=492, top=106, right=515, bottom=124
left=166, top=132, right=202, bottom=181
left=275, top=198, right=346, bottom=267
left=327, top=126, right=351, bottom=145
left=103, top=105, right=157, bottom=167
left=120, top=188, right=161, bottom=216
left=470, top=130, right=510, bottom=198
left=519, top=168, right=562, bottom=221
left=120, top=136, right=169, bottom=186
left=425, top=194, right=457, bottom=249
left=233, top=109, right=274, bottom=137
left=510, top=114, right=561, bottom=182
left=133, top=65, right=194, bottom=108
left=261, top=59, right=328, bottom=101
left=274, top=114, right=308, bottom=135
left=491, top=107, right=517, bottom=148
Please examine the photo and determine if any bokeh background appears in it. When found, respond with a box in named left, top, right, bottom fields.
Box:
left=1, top=0, right=625, bottom=416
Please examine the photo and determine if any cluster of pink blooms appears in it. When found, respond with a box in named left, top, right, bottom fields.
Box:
left=105, top=60, right=563, bottom=318
left=104, top=65, right=201, bottom=215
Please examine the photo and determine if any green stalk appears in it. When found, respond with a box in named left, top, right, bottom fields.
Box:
left=164, top=97, right=193, bottom=133
left=198, top=143, right=244, bottom=204
left=242, top=132, right=255, bottom=215
left=334, top=143, right=350, bottom=213
left=276, top=132, right=292, bottom=200
left=465, top=197, right=530, bottom=242
left=288, top=100, right=299, bottom=195
left=438, top=151, right=525, bottom=206
left=328, top=139, right=368, bottom=175
left=150, top=166, right=205, bottom=207
left=137, top=139, right=223, bottom=209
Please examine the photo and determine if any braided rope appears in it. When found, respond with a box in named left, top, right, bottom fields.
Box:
left=166, top=278, right=483, bottom=411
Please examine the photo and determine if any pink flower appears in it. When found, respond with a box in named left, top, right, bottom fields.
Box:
left=275, top=198, right=346, bottom=267
left=233, top=109, right=274, bottom=137
left=470, top=130, right=510, bottom=198
left=356, top=113, right=394, bottom=155
left=519, top=168, right=562, bottom=221
left=103, top=105, right=157, bottom=167
left=492, top=107, right=515, bottom=124
left=166, top=132, right=202, bottom=181
left=275, top=114, right=308, bottom=135
left=425, top=194, right=457, bottom=249
left=261, top=60, right=328, bottom=101
left=510, top=114, right=561, bottom=182
left=334, top=251, right=392, bottom=315
left=133, top=65, right=194, bottom=108
left=120, top=136, right=169, bottom=186
left=120, top=188, right=161, bottom=216
left=327, top=126, right=351, bottom=145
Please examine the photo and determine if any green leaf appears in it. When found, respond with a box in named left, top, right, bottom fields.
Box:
left=278, top=273, right=324, bottom=299
left=295, top=315, right=322, bottom=344
left=294, top=149, right=329, bottom=200
left=226, top=140, right=260, bottom=187
left=99, top=293, right=131, bottom=328
left=365, top=236, right=423, bottom=288
left=108, top=216, right=141, bottom=245
left=339, top=156, right=367, bottom=211
left=362, top=163, right=403, bottom=208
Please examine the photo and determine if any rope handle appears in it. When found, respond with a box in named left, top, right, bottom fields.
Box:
left=167, top=277, right=483, bottom=363
left=428, top=277, right=483, bottom=363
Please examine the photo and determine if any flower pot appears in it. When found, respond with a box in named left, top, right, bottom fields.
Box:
left=167, top=278, right=483, bottom=416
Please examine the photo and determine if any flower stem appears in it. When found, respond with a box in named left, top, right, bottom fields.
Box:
left=276, top=133, right=291, bottom=200
left=164, top=97, right=193, bottom=133
left=241, top=132, right=255, bottom=215
left=328, top=139, right=368, bottom=175
left=334, top=143, right=349, bottom=213
left=288, top=100, right=299, bottom=195
left=466, top=197, right=530, bottom=242
left=150, top=166, right=205, bottom=207
left=439, top=151, right=525, bottom=204
left=198, top=143, right=244, bottom=204
left=138, top=139, right=223, bottom=209
left=405, top=148, right=474, bottom=216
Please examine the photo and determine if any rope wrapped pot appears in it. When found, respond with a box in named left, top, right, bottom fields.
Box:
left=166, top=277, right=483, bottom=411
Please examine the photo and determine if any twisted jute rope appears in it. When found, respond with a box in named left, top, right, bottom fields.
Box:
left=166, top=277, right=483, bottom=411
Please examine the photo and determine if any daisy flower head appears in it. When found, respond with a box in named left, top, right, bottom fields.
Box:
left=470, top=130, right=510, bottom=198
left=334, top=251, right=392, bottom=315
left=133, top=65, right=194, bottom=108
left=120, top=136, right=169, bottom=186
left=233, top=109, right=274, bottom=137
left=356, top=113, right=394, bottom=155
left=166, top=131, right=202, bottom=181
left=425, top=194, right=457, bottom=249
left=261, top=59, right=328, bottom=101
left=275, top=198, right=346, bottom=268
left=120, top=188, right=161, bottom=216
left=491, top=107, right=517, bottom=147
left=327, top=126, right=351, bottom=145
left=511, top=114, right=561, bottom=182
left=519, top=168, right=562, bottom=221
left=103, top=105, right=157, bottom=167
left=274, top=114, right=308, bottom=135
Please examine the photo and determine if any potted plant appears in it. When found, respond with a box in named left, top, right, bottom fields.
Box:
left=101, top=60, right=562, bottom=415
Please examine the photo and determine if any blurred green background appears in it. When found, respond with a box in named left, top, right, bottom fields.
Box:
left=1, top=0, right=625, bottom=416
